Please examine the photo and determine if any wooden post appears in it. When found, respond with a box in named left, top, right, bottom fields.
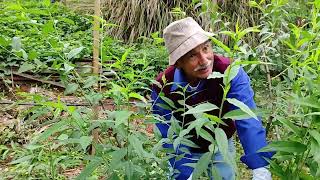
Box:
left=91, top=0, right=101, bottom=155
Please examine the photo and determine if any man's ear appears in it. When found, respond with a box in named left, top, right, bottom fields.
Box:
left=175, top=59, right=182, bottom=68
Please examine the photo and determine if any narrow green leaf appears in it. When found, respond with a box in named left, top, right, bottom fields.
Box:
left=226, top=98, right=258, bottom=120
left=183, top=103, right=219, bottom=115
left=209, top=36, right=231, bottom=53
left=214, top=128, right=236, bottom=170
left=211, top=166, right=222, bottom=180
left=76, top=159, right=103, bottom=180
left=223, top=109, right=264, bottom=120
left=214, top=128, right=228, bottom=159
left=33, top=120, right=69, bottom=143
left=181, top=138, right=200, bottom=148
left=238, top=26, right=260, bottom=40
left=259, top=141, right=307, bottom=153
left=278, top=119, right=302, bottom=136
left=291, top=97, right=320, bottom=109
left=160, top=95, right=176, bottom=109
left=199, top=129, right=214, bottom=143
left=10, top=155, right=33, bottom=165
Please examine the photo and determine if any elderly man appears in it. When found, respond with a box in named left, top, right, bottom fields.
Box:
left=151, top=17, right=274, bottom=179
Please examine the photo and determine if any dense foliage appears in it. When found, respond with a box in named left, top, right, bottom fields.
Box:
left=0, top=0, right=320, bottom=179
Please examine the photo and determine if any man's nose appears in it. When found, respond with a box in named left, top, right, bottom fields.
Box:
left=198, top=52, right=208, bottom=65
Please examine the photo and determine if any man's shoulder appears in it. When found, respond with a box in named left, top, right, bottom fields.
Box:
left=153, top=65, right=176, bottom=94
left=155, top=65, right=175, bottom=82
left=213, top=55, right=231, bottom=73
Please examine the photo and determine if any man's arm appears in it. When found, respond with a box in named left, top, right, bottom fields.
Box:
left=227, top=67, right=274, bottom=169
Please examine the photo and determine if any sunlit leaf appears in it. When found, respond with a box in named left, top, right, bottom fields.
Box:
left=209, top=36, right=231, bottom=53
left=182, top=102, right=219, bottom=115
left=42, top=20, right=55, bottom=35
left=67, top=47, right=84, bottom=60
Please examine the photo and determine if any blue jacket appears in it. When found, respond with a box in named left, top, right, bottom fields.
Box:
left=151, top=66, right=273, bottom=169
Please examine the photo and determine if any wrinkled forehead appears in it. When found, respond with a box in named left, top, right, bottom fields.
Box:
left=186, top=40, right=212, bottom=54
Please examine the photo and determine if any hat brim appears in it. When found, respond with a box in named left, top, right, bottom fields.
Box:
left=169, top=32, right=214, bottom=66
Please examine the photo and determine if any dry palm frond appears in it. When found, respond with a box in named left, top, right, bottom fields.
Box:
left=66, top=0, right=263, bottom=44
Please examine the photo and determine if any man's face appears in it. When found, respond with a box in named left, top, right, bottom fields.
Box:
left=176, top=41, right=214, bottom=85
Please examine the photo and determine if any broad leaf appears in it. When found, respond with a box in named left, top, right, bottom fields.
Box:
left=67, top=47, right=84, bottom=60
left=42, top=20, right=55, bottom=35
left=192, top=152, right=212, bottom=180
left=223, top=64, right=240, bottom=85
left=0, top=36, right=9, bottom=47
left=226, top=98, right=258, bottom=120
left=79, top=136, right=92, bottom=151
left=309, top=130, right=320, bottom=145
left=110, top=148, right=126, bottom=170
left=214, top=128, right=236, bottom=169
left=64, top=83, right=79, bottom=95
left=18, top=62, right=34, bottom=73
left=113, top=111, right=132, bottom=127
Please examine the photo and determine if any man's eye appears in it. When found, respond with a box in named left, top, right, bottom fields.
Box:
left=203, top=45, right=209, bottom=51
left=189, top=54, right=196, bottom=58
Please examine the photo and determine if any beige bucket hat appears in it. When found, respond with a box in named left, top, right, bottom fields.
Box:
left=163, top=17, right=213, bottom=65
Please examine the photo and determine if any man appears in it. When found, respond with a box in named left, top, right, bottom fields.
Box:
left=151, top=17, right=274, bottom=179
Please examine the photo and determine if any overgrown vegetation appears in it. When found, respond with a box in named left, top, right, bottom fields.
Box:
left=0, top=0, right=319, bottom=179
